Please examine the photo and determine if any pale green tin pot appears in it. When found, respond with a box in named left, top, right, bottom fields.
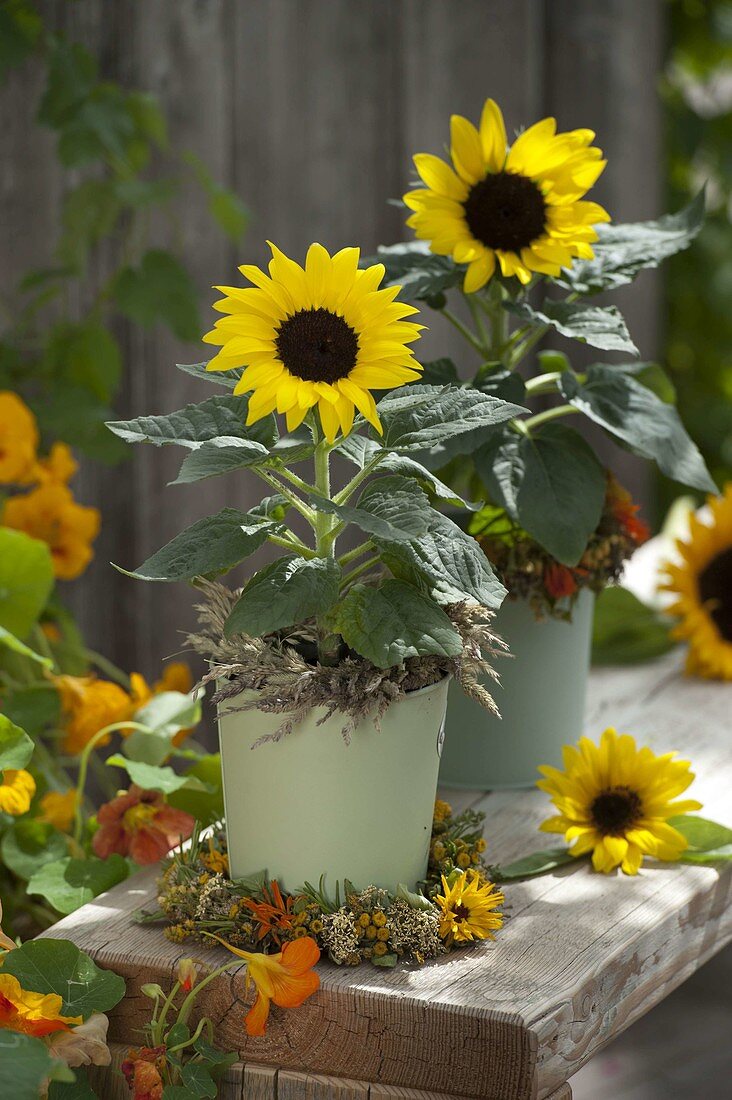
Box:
left=440, top=588, right=595, bottom=790
left=218, top=676, right=449, bottom=893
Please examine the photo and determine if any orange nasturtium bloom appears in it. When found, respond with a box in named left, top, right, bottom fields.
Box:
left=1, top=481, right=100, bottom=580
left=54, top=674, right=133, bottom=755
left=39, top=788, right=79, bottom=832
left=0, top=973, right=82, bottom=1037
left=0, top=391, right=39, bottom=484
left=93, top=785, right=195, bottom=865
left=209, top=934, right=320, bottom=1036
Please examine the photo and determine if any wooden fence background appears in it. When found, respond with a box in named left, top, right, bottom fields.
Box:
left=1, top=0, right=664, bottom=676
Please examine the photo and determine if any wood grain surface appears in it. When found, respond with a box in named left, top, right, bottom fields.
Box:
left=45, top=654, right=732, bottom=1099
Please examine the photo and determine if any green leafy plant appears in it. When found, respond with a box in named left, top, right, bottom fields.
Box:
left=0, top=0, right=248, bottom=461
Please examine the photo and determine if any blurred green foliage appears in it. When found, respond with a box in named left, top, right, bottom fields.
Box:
left=663, top=0, right=732, bottom=503
left=0, top=0, right=249, bottom=463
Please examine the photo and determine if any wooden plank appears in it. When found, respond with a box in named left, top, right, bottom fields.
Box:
left=545, top=1087, right=572, bottom=1100
left=41, top=655, right=732, bottom=1099
left=242, top=1063, right=279, bottom=1100
left=279, top=1068, right=369, bottom=1099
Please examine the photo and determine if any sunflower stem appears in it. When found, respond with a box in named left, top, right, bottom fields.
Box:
left=440, top=305, right=487, bottom=358
left=521, top=403, right=578, bottom=433
left=266, top=532, right=316, bottom=558
left=524, top=372, right=562, bottom=396
left=337, top=540, right=373, bottom=567
left=313, top=440, right=341, bottom=665
left=254, top=468, right=317, bottom=527
left=333, top=453, right=385, bottom=506
left=340, top=556, right=381, bottom=588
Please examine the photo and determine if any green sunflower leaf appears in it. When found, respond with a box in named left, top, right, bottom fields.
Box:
left=113, top=249, right=200, bottom=341
left=557, top=191, right=705, bottom=294
left=508, top=300, right=638, bottom=355
left=492, top=847, right=575, bottom=881
left=339, top=436, right=481, bottom=511
left=118, top=507, right=277, bottom=582
left=558, top=364, right=716, bottom=493
left=475, top=423, right=606, bottom=565
left=334, top=580, right=462, bottom=668
left=366, top=241, right=464, bottom=301
left=310, top=475, right=432, bottom=542
left=224, top=556, right=342, bottom=637
left=175, top=361, right=242, bottom=389
left=27, top=855, right=129, bottom=917
left=378, top=384, right=525, bottom=453
left=106, top=394, right=275, bottom=450
left=669, top=815, right=732, bottom=855
left=2, top=938, right=126, bottom=1017
left=0, top=713, right=34, bottom=771
left=171, top=436, right=271, bottom=483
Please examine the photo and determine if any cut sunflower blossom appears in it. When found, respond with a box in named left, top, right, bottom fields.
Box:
left=404, top=97, right=609, bottom=292
left=661, top=484, right=732, bottom=680
left=537, top=728, right=703, bottom=875
left=202, top=242, right=424, bottom=442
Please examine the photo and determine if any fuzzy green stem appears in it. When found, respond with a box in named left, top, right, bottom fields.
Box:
left=313, top=440, right=342, bottom=665
left=333, top=453, right=385, bottom=506
left=176, top=961, right=242, bottom=1028
left=266, top=532, right=316, bottom=558
left=522, top=404, right=578, bottom=432
left=340, top=556, right=381, bottom=588
left=440, top=305, right=487, bottom=357
left=337, top=540, right=373, bottom=567
left=524, top=372, right=562, bottom=396
left=254, top=468, right=317, bottom=526
left=276, top=466, right=319, bottom=496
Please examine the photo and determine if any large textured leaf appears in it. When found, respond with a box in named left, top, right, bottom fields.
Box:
left=2, top=938, right=126, bottom=1017
left=558, top=192, right=705, bottom=294
left=121, top=508, right=276, bottom=582
left=28, top=855, right=129, bottom=916
left=106, top=394, right=275, bottom=449
left=334, top=580, right=462, bottom=667
left=175, top=360, right=242, bottom=388
left=0, top=1031, right=58, bottom=1100
left=365, top=241, right=464, bottom=301
left=508, top=300, right=638, bottom=355
left=0, top=529, right=54, bottom=639
left=172, top=436, right=271, bottom=483
left=559, top=364, right=716, bottom=492
left=377, top=511, right=507, bottom=608
left=224, top=556, right=341, bottom=636
left=0, top=714, right=34, bottom=770
left=339, top=437, right=480, bottom=510
left=475, top=424, right=606, bottom=565
left=311, top=475, right=432, bottom=542
left=379, top=384, right=525, bottom=453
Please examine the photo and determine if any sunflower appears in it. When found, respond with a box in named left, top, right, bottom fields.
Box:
left=661, top=486, right=732, bottom=679
left=435, top=870, right=504, bottom=943
left=538, top=728, right=702, bottom=875
left=404, top=98, right=610, bottom=292
left=202, top=242, right=424, bottom=443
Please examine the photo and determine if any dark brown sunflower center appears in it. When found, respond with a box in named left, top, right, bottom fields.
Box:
left=698, top=547, right=732, bottom=641
left=453, top=903, right=470, bottom=923
left=590, top=786, right=642, bottom=836
left=275, top=307, right=359, bottom=383
left=463, top=170, right=547, bottom=252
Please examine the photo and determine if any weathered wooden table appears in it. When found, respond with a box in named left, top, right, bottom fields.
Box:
left=43, top=653, right=732, bottom=1099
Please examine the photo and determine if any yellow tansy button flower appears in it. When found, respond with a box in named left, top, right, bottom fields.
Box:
left=0, top=392, right=39, bottom=485
left=2, top=482, right=100, bottom=580
left=0, top=769, right=36, bottom=816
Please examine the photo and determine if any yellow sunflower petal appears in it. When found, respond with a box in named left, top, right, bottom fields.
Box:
left=450, top=114, right=486, bottom=184
left=479, top=98, right=507, bottom=172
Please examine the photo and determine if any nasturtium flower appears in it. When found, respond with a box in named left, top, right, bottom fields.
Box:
left=202, top=242, right=424, bottom=443
left=93, top=785, right=195, bottom=865
left=0, top=391, right=39, bottom=485
left=661, top=486, right=732, bottom=680
left=39, top=788, right=78, bottom=832
left=47, top=1011, right=112, bottom=1069
left=1, top=481, right=100, bottom=580
left=54, top=674, right=133, bottom=755
left=0, top=973, right=82, bottom=1037
left=404, top=98, right=610, bottom=292
left=435, top=871, right=504, bottom=943
left=0, top=769, right=35, bottom=816
left=209, top=933, right=320, bottom=1036
left=35, top=441, right=78, bottom=486
left=121, top=1045, right=166, bottom=1100
left=538, top=728, right=702, bottom=874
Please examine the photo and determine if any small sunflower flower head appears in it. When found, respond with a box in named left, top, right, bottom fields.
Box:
left=436, top=870, right=504, bottom=944
left=661, top=485, right=732, bottom=680
left=202, top=242, right=424, bottom=444
left=538, top=727, right=703, bottom=875
left=404, top=97, right=610, bottom=293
